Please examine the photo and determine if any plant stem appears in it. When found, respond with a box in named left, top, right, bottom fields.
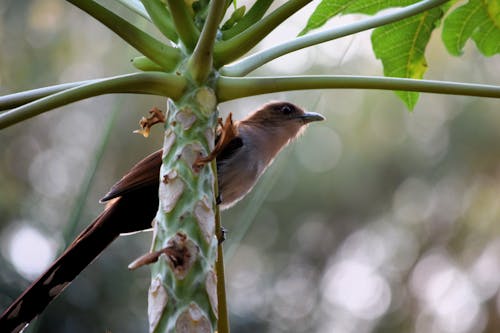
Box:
left=150, top=91, right=219, bottom=332
left=132, top=56, right=165, bottom=72
left=0, top=80, right=97, bottom=111
left=141, top=0, right=178, bottom=42
left=220, top=0, right=449, bottom=76
left=67, top=0, right=180, bottom=71
left=188, top=0, right=226, bottom=84
left=212, top=158, right=229, bottom=333
left=114, top=0, right=151, bottom=21
left=214, top=0, right=313, bottom=67
left=221, top=0, right=273, bottom=40
left=216, top=75, right=500, bottom=101
left=216, top=232, right=230, bottom=333
left=0, top=72, right=186, bottom=129
left=166, top=0, right=199, bottom=51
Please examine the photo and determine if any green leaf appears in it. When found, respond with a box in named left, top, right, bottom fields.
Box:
left=371, top=6, right=445, bottom=110
left=300, top=0, right=419, bottom=35
left=442, top=0, right=500, bottom=56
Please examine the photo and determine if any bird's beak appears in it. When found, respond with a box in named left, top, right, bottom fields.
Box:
left=299, top=111, right=325, bottom=124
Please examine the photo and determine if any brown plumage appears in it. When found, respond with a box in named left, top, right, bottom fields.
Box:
left=0, top=101, right=324, bottom=333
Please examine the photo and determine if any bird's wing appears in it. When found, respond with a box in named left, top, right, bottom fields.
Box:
left=100, top=149, right=162, bottom=202
left=102, top=114, right=242, bottom=202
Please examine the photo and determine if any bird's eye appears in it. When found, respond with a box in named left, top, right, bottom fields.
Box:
left=281, top=104, right=294, bottom=114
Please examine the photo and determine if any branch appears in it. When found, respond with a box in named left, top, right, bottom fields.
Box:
left=0, top=80, right=97, bottom=111
left=212, top=159, right=229, bottom=333
left=141, top=0, right=178, bottom=42
left=165, top=0, right=199, bottom=50
left=188, top=0, right=226, bottom=84
left=216, top=75, right=500, bottom=101
left=214, top=0, right=313, bottom=67
left=220, top=0, right=449, bottom=76
left=67, top=0, right=180, bottom=71
left=0, top=72, right=186, bottom=129
left=131, top=56, right=165, bottom=72
left=221, top=0, right=273, bottom=40
left=114, top=0, right=151, bottom=21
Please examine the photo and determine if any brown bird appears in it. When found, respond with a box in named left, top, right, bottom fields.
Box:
left=0, top=101, right=324, bottom=333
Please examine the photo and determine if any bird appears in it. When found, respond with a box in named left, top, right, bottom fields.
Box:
left=0, top=101, right=324, bottom=333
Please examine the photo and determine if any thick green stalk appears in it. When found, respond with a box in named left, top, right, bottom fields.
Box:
left=141, top=0, right=179, bottom=42
left=220, top=0, right=449, bottom=76
left=221, top=0, right=273, bottom=40
left=216, top=75, right=500, bottom=101
left=114, top=0, right=151, bottom=21
left=166, top=0, right=199, bottom=51
left=188, top=0, right=226, bottom=84
left=150, top=87, right=219, bottom=333
left=212, top=159, right=229, bottom=333
left=0, top=72, right=186, bottom=129
left=132, top=56, right=166, bottom=72
left=67, top=0, right=181, bottom=71
left=215, top=228, right=229, bottom=333
left=0, top=80, right=97, bottom=111
left=213, top=0, right=313, bottom=67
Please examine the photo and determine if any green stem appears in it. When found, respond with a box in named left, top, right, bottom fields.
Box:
left=212, top=159, right=229, bottom=333
left=166, top=0, right=199, bottom=51
left=131, top=56, right=165, bottom=72
left=214, top=0, right=313, bottom=67
left=220, top=0, right=449, bottom=76
left=151, top=91, right=219, bottom=332
left=0, top=72, right=186, bottom=129
left=114, top=0, right=151, bottom=21
left=67, top=0, right=180, bottom=71
left=141, top=0, right=178, bottom=42
left=216, top=233, right=230, bottom=333
left=216, top=75, right=500, bottom=101
left=221, top=0, right=273, bottom=40
left=188, top=0, right=226, bottom=84
left=0, top=80, right=97, bottom=111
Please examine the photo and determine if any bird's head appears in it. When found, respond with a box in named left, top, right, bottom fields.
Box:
left=242, top=101, right=325, bottom=139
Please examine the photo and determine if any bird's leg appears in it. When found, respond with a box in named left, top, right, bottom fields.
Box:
left=193, top=112, right=237, bottom=168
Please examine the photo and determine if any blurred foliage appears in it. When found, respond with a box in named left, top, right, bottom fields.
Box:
left=1, top=1, right=500, bottom=333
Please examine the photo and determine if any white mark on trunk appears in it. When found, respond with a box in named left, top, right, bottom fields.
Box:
left=148, top=276, right=168, bottom=333
left=159, top=170, right=184, bottom=213
left=205, top=268, right=218, bottom=319
left=162, top=129, right=176, bottom=159
left=194, top=196, right=215, bottom=244
left=175, top=303, right=211, bottom=333
left=176, top=108, right=197, bottom=130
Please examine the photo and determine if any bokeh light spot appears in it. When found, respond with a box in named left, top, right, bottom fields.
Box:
left=322, top=259, right=391, bottom=320
left=410, top=252, right=482, bottom=333
left=4, top=224, right=56, bottom=279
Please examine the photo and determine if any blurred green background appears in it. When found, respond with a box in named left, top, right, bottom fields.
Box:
left=1, top=1, right=500, bottom=332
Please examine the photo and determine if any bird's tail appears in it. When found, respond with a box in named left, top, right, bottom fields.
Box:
left=0, top=192, right=155, bottom=333
left=1, top=150, right=161, bottom=333
left=0, top=204, right=122, bottom=333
